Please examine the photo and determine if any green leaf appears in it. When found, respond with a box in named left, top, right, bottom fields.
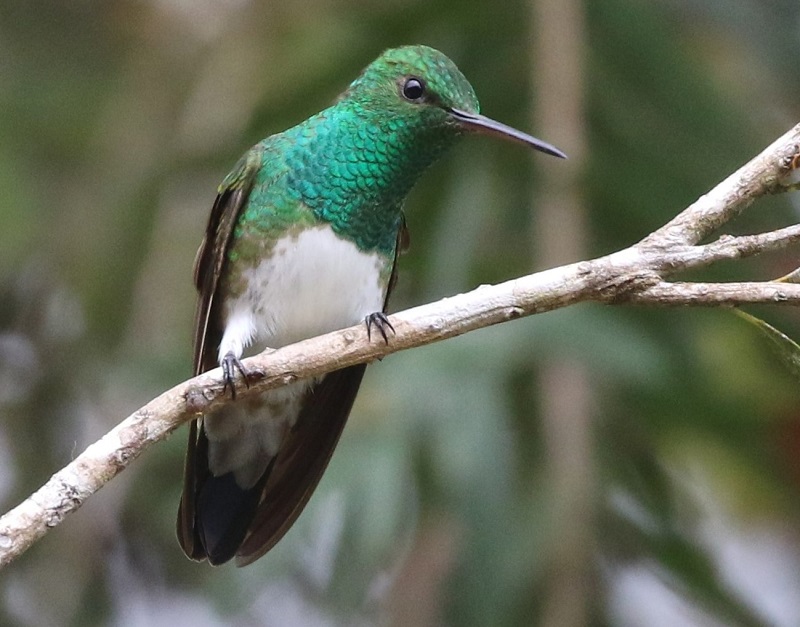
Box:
left=734, top=310, right=800, bottom=380
left=775, top=267, right=800, bottom=284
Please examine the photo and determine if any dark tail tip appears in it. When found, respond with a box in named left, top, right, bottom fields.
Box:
left=196, top=472, right=263, bottom=565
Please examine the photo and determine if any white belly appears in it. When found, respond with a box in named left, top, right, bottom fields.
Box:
left=219, top=225, right=387, bottom=358
left=204, top=225, right=387, bottom=487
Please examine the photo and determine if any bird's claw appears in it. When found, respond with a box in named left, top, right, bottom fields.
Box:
left=221, top=351, right=248, bottom=399
left=365, top=312, right=395, bottom=345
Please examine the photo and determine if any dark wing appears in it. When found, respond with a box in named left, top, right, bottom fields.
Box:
left=232, top=215, right=410, bottom=566
left=176, top=149, right=261, bottom=560
left=235, top=364, right=367, bottom=565
left=191, top=150, right=263, bottom=376
left=385, top=211, right=409, bottom=308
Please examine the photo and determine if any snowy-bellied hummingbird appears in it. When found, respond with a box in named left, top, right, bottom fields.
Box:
left=177, top=44, right=565, bottom=566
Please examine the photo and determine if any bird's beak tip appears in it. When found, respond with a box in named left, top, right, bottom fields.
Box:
left=448, top=108, right=567, bottom=160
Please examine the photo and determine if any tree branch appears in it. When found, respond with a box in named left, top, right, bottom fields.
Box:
left=1, top=123, right=798, bottom=569
left=624, top=281, right=800, bottom=306
left=641, top=123, right=800, bottom=247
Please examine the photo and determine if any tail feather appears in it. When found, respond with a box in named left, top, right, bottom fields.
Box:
left=237, top=365, right=365, bottom=564
left=196, top=465, right=272, bottom=565
left=176, top=364, right=367, bottom=565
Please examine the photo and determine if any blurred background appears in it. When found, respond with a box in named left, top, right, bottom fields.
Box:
left=2, top=0, right=800, bottom=625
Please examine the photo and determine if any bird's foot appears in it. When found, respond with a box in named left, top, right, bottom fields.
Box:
left=365, top=312, right=395, bottom=345
left=221, top=352, right=249, bottom=399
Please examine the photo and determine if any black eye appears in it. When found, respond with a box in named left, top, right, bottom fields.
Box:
left=402, top=77, right=426, bottom=102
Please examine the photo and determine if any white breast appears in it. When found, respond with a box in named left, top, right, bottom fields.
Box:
left=218, top=225, right=387, bottom=360
left=205, top=225, right=388, bottom=488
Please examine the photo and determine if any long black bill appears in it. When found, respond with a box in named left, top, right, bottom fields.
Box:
left=448, top=108, right=567, bottom=159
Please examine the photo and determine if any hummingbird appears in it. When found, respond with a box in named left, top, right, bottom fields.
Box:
left=177, top=44, right=565, bottom=566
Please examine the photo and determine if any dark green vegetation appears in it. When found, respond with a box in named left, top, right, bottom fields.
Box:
left=1, top=1, right=799, bottom=625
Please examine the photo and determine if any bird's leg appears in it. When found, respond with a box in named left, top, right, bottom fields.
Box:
left=221, top=351, right=249, bottom=399
left=365, top=312, right=395, bottom=345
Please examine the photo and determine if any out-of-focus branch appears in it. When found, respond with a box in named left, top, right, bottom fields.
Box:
left=0, top=124, right=798, bottom=569
left=530, top=0, right=591, bottom=625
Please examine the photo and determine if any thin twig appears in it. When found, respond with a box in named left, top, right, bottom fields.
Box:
left=641, top=123, right=800, bottom=247
left=621, top=281, right=800, bottom=306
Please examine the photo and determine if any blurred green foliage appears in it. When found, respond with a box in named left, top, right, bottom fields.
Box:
left=1, top=1, right=799, bottom=625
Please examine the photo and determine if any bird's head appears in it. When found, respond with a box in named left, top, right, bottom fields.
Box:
left=341, top=45, right=566, bottom=159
